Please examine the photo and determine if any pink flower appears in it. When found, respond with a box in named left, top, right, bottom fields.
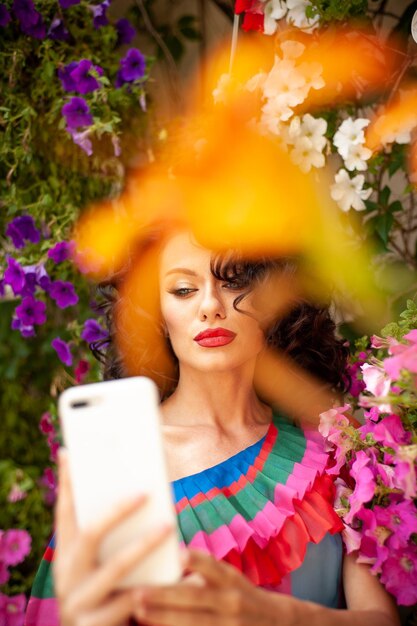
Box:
left=374, top=500, right=417, bottom=550
left=7, top=484, right=26, bottom=503
left=319, top=404, right=351, bottom=438
left=319, top=404, right=354, bottom=474
left=384, top=332, right=417, bottom=380
left=360, top=414, right=411, bottom=448
left=364, top=407, right=380, bottom=422
left=394, top=446, right=417, bottom=498
left=39, top=411, right=54, bottom=435
left=0, top=529, right=31, bottom=566
left=346, top=362, right=365, bottom=397
left=345, top=451, right=376, bottom=524
left=380, top=545, right=417, bottom=605
left=370, top=335, right=399, bottom=349
left=39, top=468, right=57, bottom=506
left=0, top=592, right=27, bottom=626
left=355, top=508, right=390, bottom=572
left=342, top=524, right=362, bottom=554
left=74, top=359, right=89, bottom=384
left=361, top=363, right=391, bottom=396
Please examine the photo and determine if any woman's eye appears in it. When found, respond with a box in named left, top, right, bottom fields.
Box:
left=170, top=287, right=196, bottom=297
left=222, top=281, right=246, bottom=291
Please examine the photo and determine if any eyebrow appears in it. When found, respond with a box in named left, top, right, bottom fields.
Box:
left=164, top=268, right=198, bottom=277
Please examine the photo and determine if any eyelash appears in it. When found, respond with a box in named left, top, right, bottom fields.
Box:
left=169, top=288, right=197, bottom=298
left=169, top=283, right=245, bottom=298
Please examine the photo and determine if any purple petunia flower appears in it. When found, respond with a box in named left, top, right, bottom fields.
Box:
left=47, top=241, right=74, bottom=264
left=51, top=337, right=73, bottom=366
left=117, top=48, right=146, bottom=85
left=6, top=215, right=41, bottom=248
left=23, top=263, right=50, bottom=293
left=48, top=16, right=70, bottom=41
left=70, top=59, right=103, bottom=94
left=0, top=592, right=27, bottom=626
left=62, top=97, right=93, bottom=130
left=11, top=316, right=35, bottom=337
left=13, top=0, right=37, bottom=26
left=0, top=529, right=32, bottom=566
left=68, top=128, right=93, bottom=155
left=15, top=295, right=46, bottom=326
left=20, top=10, right=46, bottom=38
left=81, top=318, right=109, bottom=343
left=89, top=0, right=110, bottom=28
left=4, top=257, right=26, bottom=295
left=59, top=0, right=81, bottom=7
left=58, top=61, right=78, bottom=92
left=111, top=134, right=121, bottom=157
left=49, top=279, right=79, bottom=308
left=0, top=4, right=11, bottom=27
left=116, top=18, right=136, bottom=45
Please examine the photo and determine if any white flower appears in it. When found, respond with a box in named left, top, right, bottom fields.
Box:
left=344, top=143, right=372, bottom=172
left=290, top=136, right=325, bottom=173
left=280, top=40, right=305, bottom=60
left=298, top=113, right=327, bottom=150
left=212, top=73, right=231, bottom=104
left=284, top=114, right=327, bottom=173
left=333, top=117, right=370, bottom=159
left=373, top=114, right=413, bottom=146
left=298, top=61, right=325, bottom=92
left=263, top=0, right=287, bottom=35
left=284, top=113, right=327, bottom=149
left=261, top=57, right=308, bottom=124
left=261, top=99, right=293, bottom=133
left=286, top=0, right=319, bottom=32
left=245, top=72, right=267, bottom=93
left=330, top=168, right=372, bottom=212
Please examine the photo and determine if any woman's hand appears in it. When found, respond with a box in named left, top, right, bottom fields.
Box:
left=54, top=449, right=174, bottom=626
left=133, top=550, right=290, bottom=626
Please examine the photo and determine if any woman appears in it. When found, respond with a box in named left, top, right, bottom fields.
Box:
left=26, top=230, right=399, bottom=626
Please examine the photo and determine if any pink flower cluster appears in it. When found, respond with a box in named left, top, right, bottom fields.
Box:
left=319, top=331, right=417, bottom=606
left=0, top=529, right=31, bottom=587
left=0, top=592, right=27, bottom=626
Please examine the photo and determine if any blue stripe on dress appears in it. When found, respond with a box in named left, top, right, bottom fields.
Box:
left=171, top=435, right=266, bottom=502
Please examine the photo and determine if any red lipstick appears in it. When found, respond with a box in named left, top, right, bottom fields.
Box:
left=193, top=327, right=236, bottom=348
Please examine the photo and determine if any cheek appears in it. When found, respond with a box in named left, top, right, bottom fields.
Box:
left=160, top=299, right=189, bottom=342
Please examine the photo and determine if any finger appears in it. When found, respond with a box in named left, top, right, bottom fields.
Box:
left=185, top=551, right=248, bottom=590
left=55, top=448, right=78, bottom=551
left=62, top=590, right=137, bottom=626
left=65, top=524, right=174, bottom=613
left=134, top=606, right=240, bottom=626
left=137, top=585, right=249, bottom=616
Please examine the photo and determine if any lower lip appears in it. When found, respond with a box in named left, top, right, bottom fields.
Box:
left=194, top=335, right=236, bottom=348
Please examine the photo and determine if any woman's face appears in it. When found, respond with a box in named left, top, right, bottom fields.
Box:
left=159, top=232, right=265, bottom=374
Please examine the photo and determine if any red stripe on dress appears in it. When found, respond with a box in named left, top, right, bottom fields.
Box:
left=44, top=546, right=55, bottom=562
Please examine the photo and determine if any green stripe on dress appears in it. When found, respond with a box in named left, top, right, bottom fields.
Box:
left=177, top=416, right=307, bottom=539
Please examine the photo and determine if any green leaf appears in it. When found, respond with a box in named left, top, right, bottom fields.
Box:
left=389, top=200, right=403, bottom=213
left=179, top=26, right=200, bottom=41
left=379, top=185, right=391, bottom=207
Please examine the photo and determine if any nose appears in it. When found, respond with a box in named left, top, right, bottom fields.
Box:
left=199, top=283, right=226, bottom=321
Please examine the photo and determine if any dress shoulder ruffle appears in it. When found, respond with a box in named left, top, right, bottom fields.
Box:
left=172, top=414, right=343, bottom=586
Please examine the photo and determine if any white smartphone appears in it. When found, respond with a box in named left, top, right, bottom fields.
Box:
left=58, top=376, right=181, bottom=588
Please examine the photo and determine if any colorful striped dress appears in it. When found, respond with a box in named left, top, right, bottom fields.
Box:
left=25, top=413, right=344, bottom=625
